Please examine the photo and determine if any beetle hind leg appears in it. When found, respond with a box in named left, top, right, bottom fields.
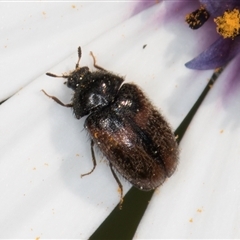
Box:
left=81, top=140, right=97, bottom=177
left=109, top=163, right=124, bottom=209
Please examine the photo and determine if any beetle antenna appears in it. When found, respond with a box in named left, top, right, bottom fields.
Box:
left=76, top=46, right=82, bottom=69
left=46, top=72, right=69, bottom=78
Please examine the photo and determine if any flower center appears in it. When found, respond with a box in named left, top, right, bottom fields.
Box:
left=214, top=8, right=240, bottom=39
left=185, top=6, right=210, bottom=29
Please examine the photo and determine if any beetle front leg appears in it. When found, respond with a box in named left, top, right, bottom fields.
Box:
left=42, top=90, right=73, bottom=108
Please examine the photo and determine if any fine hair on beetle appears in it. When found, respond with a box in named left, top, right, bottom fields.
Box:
left=42, top=46, right=179, bottom=209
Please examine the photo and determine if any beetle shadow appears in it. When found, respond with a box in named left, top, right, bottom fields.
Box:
left=43, top=80, right=131, bottom=209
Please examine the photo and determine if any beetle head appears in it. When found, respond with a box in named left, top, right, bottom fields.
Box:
left=66, top=66, right=90, bottom=91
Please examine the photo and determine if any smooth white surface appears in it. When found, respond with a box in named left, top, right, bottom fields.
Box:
left=2, top=1, right=238, bottom=239
left=0, top=2, right=131, bottom=101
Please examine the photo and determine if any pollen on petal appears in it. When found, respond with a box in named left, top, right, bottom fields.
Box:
left=214, top=8, right=240, bottom=39
left=186, top=6, right=210, bottom=30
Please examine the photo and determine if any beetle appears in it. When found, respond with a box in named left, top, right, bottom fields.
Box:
left=42, top=47, right=178, bottom=208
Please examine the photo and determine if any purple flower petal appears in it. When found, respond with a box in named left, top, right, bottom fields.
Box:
left=131, top=1, right=159, bottom=16
left=199, top=0, right=240, bottom=17
left=185, top=37, right=240, bottom=70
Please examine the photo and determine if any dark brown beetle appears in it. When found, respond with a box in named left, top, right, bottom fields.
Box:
left=43, top=47, right=178, bottom=208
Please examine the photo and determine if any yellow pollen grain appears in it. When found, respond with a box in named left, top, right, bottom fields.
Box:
left=214, top=8, right=240, bottom=39
left=197, top=208, right=202, bottom=213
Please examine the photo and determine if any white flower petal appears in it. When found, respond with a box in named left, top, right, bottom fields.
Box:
left=0, top=2, right=217, bottom=238
left=136, top=52, right=240, bottom=238
left=0, top=2, right=132, bottom=101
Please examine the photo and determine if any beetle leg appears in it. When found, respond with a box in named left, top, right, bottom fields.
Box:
left=81, top=139, right=97, bottom=177
left=90, top=51, right=107, bottom=72
left=42, top=90, right=73, bottom=108
left=109, top=163, right=124, bottom=209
